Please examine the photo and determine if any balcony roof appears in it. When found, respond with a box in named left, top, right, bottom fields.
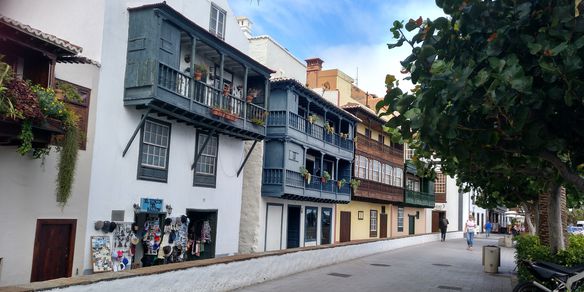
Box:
left=0, top=15, right=82, bottom=56
left=128, top=2, right=274, bottom=77
left=342, top=102, right=388, bottom=126
left=270, top=78, right=361, bottom=123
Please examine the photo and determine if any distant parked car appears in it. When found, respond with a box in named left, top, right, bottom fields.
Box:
left=567, top=226, right=584, bottom=235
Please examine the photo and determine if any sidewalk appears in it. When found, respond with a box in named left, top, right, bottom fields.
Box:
left=236, top=236, right=516, bottom=292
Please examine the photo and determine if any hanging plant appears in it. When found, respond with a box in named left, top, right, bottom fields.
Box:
left=16, top=120, right=33, bottom=155
left=322, top=171, right=331, bottom=183
left=299, top=166, right=311, bottom=184
left=337, top=178, right=346, bottom=189
left=56, top=124, right=79, bottom=206
left=350, top=179, right=361, bottom=192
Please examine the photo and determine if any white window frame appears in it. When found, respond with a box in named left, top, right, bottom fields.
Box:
left=195, top=133, right=218, bottom=176
left=371, top=160, right=381, bottom=182
left=383, top=164, right=393, bottom=185
left=370, top=210, right=378, bottom=233
left=394, top=168, right=403, bottom=187
left=209, top=3, right=226, bottom=40
left=397, top=207, right=404, bottom=232
left=141, top=119, right=170, bottom=169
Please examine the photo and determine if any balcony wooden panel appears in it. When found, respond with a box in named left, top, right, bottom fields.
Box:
left=404, top=189, right=435, bottom=208
left=435, top=193, right=447, bottom=203
left=262, top=168, right=351, bottom=203
left=356, top=133, right=403, bottom=165
left=354, top=179, right=404, bottom=203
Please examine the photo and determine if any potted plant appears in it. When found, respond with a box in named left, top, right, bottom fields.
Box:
left=223, top=110, right=238, bottom=122
left=194, top=64, right=207, bottom=81
left=246, top=88, right=258, bottom=103
left=350, top=179, right=361, bottom=192
left=211, top=106, right=225, bottom=118
left=322, top=171, right=331, bottom=183
left=337, top=178, right=346, bottom=189
left=340, top=132, right=349, bottom=139
left=308, top=114, right=317, bottom=124
left=299, top=167, right=311, bottom=184
left=324, top=122, right=334, bottom=134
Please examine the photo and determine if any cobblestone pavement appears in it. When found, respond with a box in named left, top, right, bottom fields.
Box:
left=236, top=234, right=515, bottom=292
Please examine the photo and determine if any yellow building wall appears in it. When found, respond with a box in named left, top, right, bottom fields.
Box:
left=335, top=201, right=392, bottom=242
left=391, top=205, right=428, bottom=237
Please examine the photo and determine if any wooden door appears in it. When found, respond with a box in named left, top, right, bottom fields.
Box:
left=31, top=219, right=76, bottom=282
left=408, top=215, right=416, bottom=235
left=380, top=213, right=388, bottom=238
left=340, top=211, right=351, bottom=242
left=432, top=211, right=440, bottom=233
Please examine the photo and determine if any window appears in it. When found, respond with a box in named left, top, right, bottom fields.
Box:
left=370, top=210, right=378, bottom=237
left=394, top=168, right=403, bottom=187
left=194, top=133, right=219, bottom=188
left=383, top=164, right=393, bottom=185
left=356, top=155, right=368, bottom=179
left=364, top=128, right=371, bottom=138
left=371, top=160, right=381, bottom=182
left=397, top=207, right=404, bottom=232
left=209, top=4, right=226, bottom=40
left=405, top=145, right=415, bottom=160
left=378, top=134, right=384, bottom=144
left=138, top=119, right=170, bottom=182
left=305, top=206, right=318, bottom=243
left=406, top=178, right=420, bottom=191
left=289, top=150, right=298, bottom=162
left=435, top=172, right=446, bottom=193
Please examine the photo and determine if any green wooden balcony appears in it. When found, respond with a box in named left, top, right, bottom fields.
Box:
left=404, top=189, right=435, bottom=208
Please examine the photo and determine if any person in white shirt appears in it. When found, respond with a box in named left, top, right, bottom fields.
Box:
left=464, top=215, right=477, bottom=250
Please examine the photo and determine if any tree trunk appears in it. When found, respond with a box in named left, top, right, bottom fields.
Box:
left=521, top=202, right=536, bottom=235
left=548, top=183, right=566, bottom=254
left=538, top=190, right=550, bottom=246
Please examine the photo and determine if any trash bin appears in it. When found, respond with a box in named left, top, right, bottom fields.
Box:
left=504, top=235, right=513, bottom=247
left=482, top=245, right=501, bottom=273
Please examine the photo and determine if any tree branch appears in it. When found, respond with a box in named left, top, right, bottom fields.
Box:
left=540, top=151, right=584, bottom=193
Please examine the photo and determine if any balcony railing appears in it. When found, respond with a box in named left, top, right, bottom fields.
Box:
left=404, top=189, right=435, bottom=208
left=267, top=111, right=354, bottom=152
left=357, top=179, right=404, bottom=203
left=264, top=169, right=351, bottom=196
left=157, top=62, right=265, bottom=124
left=356, top=133, right=402, bottom=157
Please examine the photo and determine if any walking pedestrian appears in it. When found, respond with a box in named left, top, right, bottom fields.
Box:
left=439, top=217, right=449, bottom=242
left=464, top=214, right=476, bottom=250
left=485, top=220, right=492, bottom=238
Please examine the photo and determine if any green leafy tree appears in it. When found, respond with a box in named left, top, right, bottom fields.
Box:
left=379, top=0, right=584, bottom=253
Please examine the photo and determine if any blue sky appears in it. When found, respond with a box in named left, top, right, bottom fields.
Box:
left=229, top=0, right=444, bottom=96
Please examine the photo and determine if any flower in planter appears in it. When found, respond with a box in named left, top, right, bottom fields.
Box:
left=350, top=179, right=361, bottom=192
left=246, top=88, right=259, bottom=103
left=337, top=178, right=346, bottom=189
left=322, top=171, right=331, bottom=183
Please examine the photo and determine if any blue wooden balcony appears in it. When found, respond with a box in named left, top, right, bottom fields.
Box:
left=262, top=168, right=351, bottom=204
left=124, top=3, right=273, bottom=140
left=404, top=189, right=435, bottom=208
left=267, top=111, right=354, bottom=160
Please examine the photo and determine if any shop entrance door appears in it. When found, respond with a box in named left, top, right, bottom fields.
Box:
left=31, top=219, right=76, bottom=282
left=339, top=211, right=351, bottom=242
left=380, top=213, right=388, bottom=238
left=408, top=215, right=416, bottom=235
left=432, top=211, right=440, bottom=233
left=286, top=205, right=301, bottom=248
left=186, top=209, right=217, bottom=260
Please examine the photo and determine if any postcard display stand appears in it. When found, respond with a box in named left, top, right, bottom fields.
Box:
left=91, top=236, right=113, bottom=273
left=112, top=222, right=133, bottom=271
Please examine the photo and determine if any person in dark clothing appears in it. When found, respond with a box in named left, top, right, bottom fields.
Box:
left=439, top=217, right=449, bottom=242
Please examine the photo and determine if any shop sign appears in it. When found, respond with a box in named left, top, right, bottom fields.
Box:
left=140, top=198, right=164, bottom=213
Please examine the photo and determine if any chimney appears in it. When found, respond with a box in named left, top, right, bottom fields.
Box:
left=237, top=17, right=253, bottom=38
left=305, top=58, right=324, bottom=88
left=305, top=57, right=324, bottom=72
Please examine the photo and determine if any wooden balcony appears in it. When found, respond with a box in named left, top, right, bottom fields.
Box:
left=404, top=189, right=435, bottom=208
left=124, top=4, right=273, bottom=140
left=435, top=192, right=447, bottom=203
left=262, top=168, right=351, bottom=204
left=354, top=179, right=404, bottom=203
left=266, top=111, right=354, bottom=160
left=355, top=133, right=403, bottom=165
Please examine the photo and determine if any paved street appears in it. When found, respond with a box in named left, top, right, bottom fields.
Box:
left=236, top=234, right=515, bottom=292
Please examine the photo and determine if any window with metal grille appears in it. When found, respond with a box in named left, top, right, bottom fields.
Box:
left=405, top=145, right=415, bottom=160
left=435, top=172, right=446, bottom=193
left=138, top=119, right=170, bottom=182
left=209, top=3, right=226, bottom=40
left=194, top=133, right=218, bottom=188
left=370, top=210, right=378, bottom=237
left=397, top=207, right=404, bottom=232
